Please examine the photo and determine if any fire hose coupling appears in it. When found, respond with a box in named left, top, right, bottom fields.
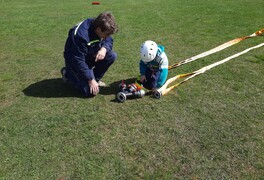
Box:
left=153, top=91, right=162, bottom=99
left=116, top=81, right=145, bottom=103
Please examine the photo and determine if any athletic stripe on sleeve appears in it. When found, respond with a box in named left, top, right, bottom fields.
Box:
left=74, top=21, right=84, bottom=36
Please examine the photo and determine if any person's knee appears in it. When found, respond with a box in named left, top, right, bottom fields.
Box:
left=106, top=51, right=117, bottom=63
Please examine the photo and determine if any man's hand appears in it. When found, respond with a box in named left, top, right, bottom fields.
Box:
left=88, top=79, right=99, bottom=95
left=95, top=47, right=107, bottom=62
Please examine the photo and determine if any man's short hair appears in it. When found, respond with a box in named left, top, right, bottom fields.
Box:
left=93, top=12, right=118, bottom=35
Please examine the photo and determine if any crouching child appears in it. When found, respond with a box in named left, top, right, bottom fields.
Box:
left=138, top=40, right=169, bottom=92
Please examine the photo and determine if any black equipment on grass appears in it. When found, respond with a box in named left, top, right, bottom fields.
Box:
left=116, top=81, right=145, bottom=103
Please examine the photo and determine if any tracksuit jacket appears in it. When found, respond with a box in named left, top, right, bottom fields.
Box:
left=64, top=18, right=114, bottom=81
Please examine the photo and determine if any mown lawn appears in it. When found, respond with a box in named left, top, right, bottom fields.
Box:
left=0, top=0, right=263, bottom=179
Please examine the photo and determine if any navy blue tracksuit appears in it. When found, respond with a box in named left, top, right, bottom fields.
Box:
left=63, top=18, right=117, bottom=96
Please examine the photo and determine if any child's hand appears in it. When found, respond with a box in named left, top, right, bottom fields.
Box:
left=140, top=75, right=147, bottom=82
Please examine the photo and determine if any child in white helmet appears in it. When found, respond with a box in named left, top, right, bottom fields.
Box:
left=138, top=40, right=169, bottom=91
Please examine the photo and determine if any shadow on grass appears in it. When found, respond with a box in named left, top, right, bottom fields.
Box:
left=101, top=77, right=137, bottom=95
left=23, top=77, right=137, bottom=99
left=23, top=78, right=84, bottom=98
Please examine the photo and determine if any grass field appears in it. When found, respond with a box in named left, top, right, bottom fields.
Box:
left=0, top=0, right=264, bottom=179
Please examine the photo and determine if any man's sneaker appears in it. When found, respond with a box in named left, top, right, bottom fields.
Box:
left=97, top=80, right=106, bottom=87
left=60, top=67, right=69, bottom=83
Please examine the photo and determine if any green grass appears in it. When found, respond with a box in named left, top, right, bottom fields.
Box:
left=1, top=0, right=264, bottom=179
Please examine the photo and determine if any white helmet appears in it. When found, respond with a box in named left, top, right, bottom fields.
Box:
left=140, top=40, right=158, bottom=63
